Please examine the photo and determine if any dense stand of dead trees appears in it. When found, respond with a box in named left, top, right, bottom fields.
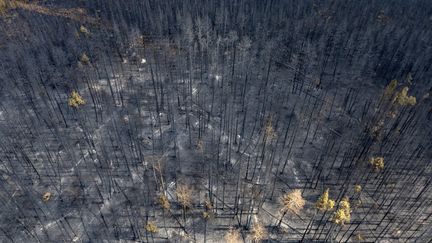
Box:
left=0, top=0, right=431, bottom=242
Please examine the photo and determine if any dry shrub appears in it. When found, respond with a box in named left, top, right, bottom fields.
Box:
left=250, top=220, right=267, bottom=242
left=0, top=0, right=20, bottom=13
left=225, top=227, right=241, bottom=243
left=176, top=184, right=192, bottom=209
left=281, top=189, right=305, bottom=214
left=0, top=0, right=6, bottom=13
left=158, top=194, right=170, bottom=210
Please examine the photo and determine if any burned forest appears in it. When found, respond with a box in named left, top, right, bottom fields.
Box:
left=0, top=0, right=431, bottom=242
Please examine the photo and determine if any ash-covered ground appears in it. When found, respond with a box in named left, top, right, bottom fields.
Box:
left=0, top=1, right=431, bottom=242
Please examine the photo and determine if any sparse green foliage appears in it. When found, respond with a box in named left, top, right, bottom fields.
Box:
left=354, top=184, right=362, bottom=193
left=202, top=211, right=210, bottom=220
left=79, top=25, right=90, bottom=36
left=370, top=156, right=384, bottom=171
left=393, top=87, right=416, bottom=106
left=333, top=208, right=348, bottom=225
left=316, top=188, right=335, bottom=211
left=145, top=221, right=158, bottom=233
left=80, top=52, right=90, bottom=65
left=384, top=79, right=398, bottom=98
left=68, top=90, right=86, bottom=108
left=333, top=197, right=351, bottom=225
